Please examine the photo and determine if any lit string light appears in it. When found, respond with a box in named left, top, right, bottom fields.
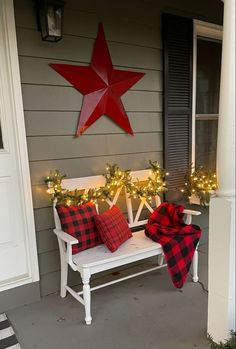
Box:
left=45, top=161, right=169, bottom=206
left=180, top=165, right=218, bottom=205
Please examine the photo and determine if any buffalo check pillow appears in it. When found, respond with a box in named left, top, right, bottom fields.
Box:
left=94, top=205, right=132, bottom=252
left=56, top=202, right=102, bottom=254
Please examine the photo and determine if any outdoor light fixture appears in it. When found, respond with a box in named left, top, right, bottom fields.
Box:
left=36, top=0, right=66, bottom=42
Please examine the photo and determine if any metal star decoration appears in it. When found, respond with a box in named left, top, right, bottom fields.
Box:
left=50, top=23, right=145, bottom=136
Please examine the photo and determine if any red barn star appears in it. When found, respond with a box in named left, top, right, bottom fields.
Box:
left=50, top=24, right=145, bottom=136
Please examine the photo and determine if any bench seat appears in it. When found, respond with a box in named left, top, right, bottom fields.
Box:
left=72, top=230, right=162, bottom=272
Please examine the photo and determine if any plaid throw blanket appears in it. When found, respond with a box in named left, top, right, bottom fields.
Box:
left=145, top=202, right=201, bottom=288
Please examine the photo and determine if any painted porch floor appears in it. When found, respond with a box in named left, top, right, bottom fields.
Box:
left=7, top=243, right=208, bottom=349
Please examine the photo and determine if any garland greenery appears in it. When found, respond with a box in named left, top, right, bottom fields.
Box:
left=180, top=165, right=218, bottom=205
left=45, top=161, right=169, bottom=206
left=207, top=331, right=236, bottom=349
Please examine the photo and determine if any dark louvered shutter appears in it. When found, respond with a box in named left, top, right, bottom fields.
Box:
left=162, top=14, right=193, bottom=193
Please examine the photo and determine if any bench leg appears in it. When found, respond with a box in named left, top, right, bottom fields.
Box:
left=82, top=271, right=92, bottom=325
left=60, top=259, right=68, bottom=298
left=157, top=252, right=164, bottom=266
left=192, top=249, right=199, bottom=283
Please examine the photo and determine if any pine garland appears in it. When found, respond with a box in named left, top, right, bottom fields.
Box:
left=45, top=161, right=168, bottom=206
left=180, top=165, right=218, bottom=205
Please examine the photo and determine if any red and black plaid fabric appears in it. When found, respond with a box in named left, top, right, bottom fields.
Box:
left=145, top=202, right=201, bottom=288
left=94, top=205, right=132, bottom=252
left=56, top=202, right=102, bottom=254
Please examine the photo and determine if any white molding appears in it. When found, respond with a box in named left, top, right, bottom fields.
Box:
left=191, top=23, right=197, bottom=167
left=0, top=0, right=39, bottom=288
left=191, top=20, right=223, bottom=168
left=195, top=20, right=223, bottom=41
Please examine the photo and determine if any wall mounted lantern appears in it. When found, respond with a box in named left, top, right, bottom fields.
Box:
left=36, top=0, right=66, bottom=42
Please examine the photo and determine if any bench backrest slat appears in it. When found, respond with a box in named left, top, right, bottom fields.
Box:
left=54, top=169, right=159, bottom=231
left=61, top=175, right=106, bottom=191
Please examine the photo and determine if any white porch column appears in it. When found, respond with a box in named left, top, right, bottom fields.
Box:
left=207, top=0, right=235, bottom=343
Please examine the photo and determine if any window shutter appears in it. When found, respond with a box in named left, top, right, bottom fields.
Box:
left=162, top=14, right=193, bottom=192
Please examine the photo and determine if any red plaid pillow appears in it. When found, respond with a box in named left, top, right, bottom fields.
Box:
left=94, top=205, right=132, bottom=252
left=56, top=202, right=102, bottom=254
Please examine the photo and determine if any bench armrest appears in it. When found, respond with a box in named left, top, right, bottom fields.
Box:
left=54, top=229, right=78, bottom=270
left=54, top=229, right=78, bottom=245
left=183, top=208, right=201, bottom=225
left=183, top=209, right=201, bottom=216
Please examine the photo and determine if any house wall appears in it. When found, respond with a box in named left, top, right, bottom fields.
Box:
left=14, top=0, right=223, bottom=296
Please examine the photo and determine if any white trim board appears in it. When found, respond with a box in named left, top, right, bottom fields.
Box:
left=0, top=0, right=39, bottom=291
left=194, top=20, right=223, bottom=41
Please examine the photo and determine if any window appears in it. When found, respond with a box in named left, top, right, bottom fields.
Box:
left=193, top=21, right=223, bottom=172
left=195, top=39, right=222, bottom=170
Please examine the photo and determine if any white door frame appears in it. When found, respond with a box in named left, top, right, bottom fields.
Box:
left=0, top=0, right=39, bottom=290
left=191, top=20, right=223, bottom=167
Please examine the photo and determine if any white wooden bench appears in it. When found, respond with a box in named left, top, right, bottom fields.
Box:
left=53, top=170, right=201, bottom=325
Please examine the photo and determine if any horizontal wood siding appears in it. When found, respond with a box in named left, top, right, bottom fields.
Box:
left=14, top=0, right=222, bottom=296
left=24, top=112, right=163, bottom=136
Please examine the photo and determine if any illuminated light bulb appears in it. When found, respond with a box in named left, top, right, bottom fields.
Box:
left=66, top=200, right=71, bottom=206
left=192, top=189, right=195, bottom=193
left=194, top=177, right=197, bottom=181
left=181, top=189, right=184, bottom=192
left=47, top=188, right=55, bottom=194
left=166, top=172, right=169, bottom=176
